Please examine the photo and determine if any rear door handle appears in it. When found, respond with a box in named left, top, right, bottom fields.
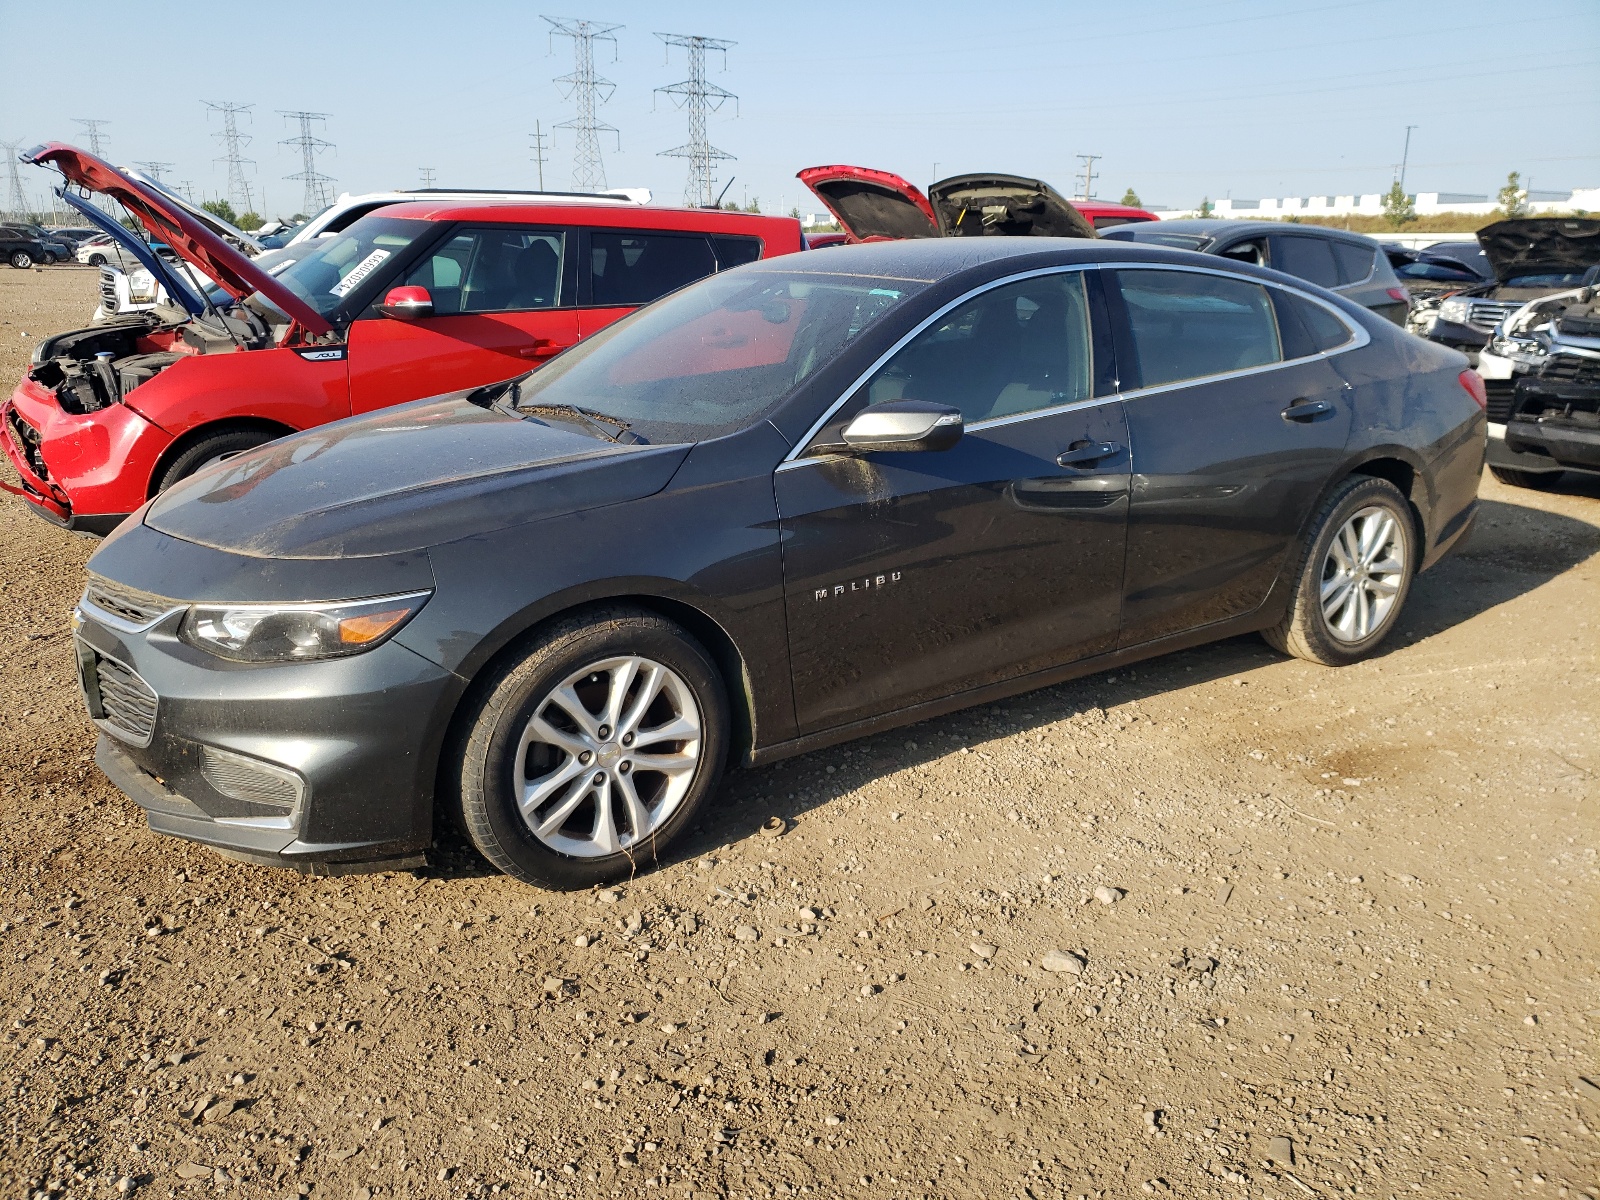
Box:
left=1055, top=441, right=1123, bottom=468
left=1281, top=398, right=1335, bottom=422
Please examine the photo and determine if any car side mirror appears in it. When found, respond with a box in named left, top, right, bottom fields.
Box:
left=378, top=285, right=434, bottom=320
left=839, top=400, right=963, bottom=453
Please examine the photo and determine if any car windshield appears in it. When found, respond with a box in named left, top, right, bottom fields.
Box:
left=1099, top=227, right=1209, bottom=250
left=254, top=216, right=430, bottom=320
left=506, top=267, right=930, bottom=441
left=1503, top=270, right=1592, bottom=288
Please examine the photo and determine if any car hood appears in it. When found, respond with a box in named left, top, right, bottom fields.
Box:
left=57, top=190, right=210, bottom=318
left=1477, top=218, right=1600, bottom=283
left=797, top=165, right=939, bottom=242
left=23, top=142, right=332, bottom=336
left=142, top=387, right=692, bottom=560
left=927, top=174, right=1096, bottom=239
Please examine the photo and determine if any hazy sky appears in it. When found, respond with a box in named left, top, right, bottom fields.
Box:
left=4, top=0, right=1597, bottom=219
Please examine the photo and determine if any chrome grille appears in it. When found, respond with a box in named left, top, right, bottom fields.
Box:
left=83, top=576, right=178, bottom=627
left=1538, top=355, right=1600, bottom=387
left=1465, top=300, right=1519, bottom=331
left=99, top=267, right=118, bottom=313
left=91, top=653, right=158, bottom=745
left=200, top=746, right=302, bottom=811
left=1483, top=378, right=1516, bottom=423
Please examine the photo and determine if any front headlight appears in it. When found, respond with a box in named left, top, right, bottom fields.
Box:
left=1438, top=298, right=1471, bottom=324
left=1487, top=333, right=1545, bottom=364
left=179, top=591, right=431, bottom=662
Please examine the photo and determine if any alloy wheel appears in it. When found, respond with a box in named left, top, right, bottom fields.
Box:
left=1320, top=504, right=1407, bottom=642
left=514, top=655, right=702, bottom=858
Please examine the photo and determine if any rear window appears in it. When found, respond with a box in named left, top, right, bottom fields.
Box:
left=1272, top=289, right=1355, bottom=358
left=590, top=231, right=718, bottom=306
left=1332, top=241, right=1377, bottom=284
left=1115, top=269, right=1281, bottom=388
left=1271, top=235, right=1340, bottom=289
left=711, top=235, right=762, bottom=269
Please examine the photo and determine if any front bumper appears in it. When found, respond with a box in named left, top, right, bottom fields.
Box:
left=2, top=376, right=171, bottom=529
left=77, top=592, right=461, bottom=872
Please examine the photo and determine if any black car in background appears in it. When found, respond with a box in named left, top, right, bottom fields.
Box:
left=73, top=239, right=1486, bottom=890
left=1383, top=243, right=1492, bottom=302
left=1100, top=219, right=1411, bottom=325
left=0, top=223, right=60, bottom=268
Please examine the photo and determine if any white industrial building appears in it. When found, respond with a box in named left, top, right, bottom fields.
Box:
left=1158, top=187, right=1599, bottom=221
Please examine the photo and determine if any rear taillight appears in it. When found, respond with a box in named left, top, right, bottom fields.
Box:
left=1459, top=369, right=1487, bottom=409
left=1387, top=285, right=1411, bottom=304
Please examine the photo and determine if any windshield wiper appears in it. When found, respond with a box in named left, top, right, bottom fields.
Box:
left=513, top=399, right=645, bottom=444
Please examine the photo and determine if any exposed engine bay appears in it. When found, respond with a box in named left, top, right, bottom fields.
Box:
left=27, top=307, right=274, bottom=415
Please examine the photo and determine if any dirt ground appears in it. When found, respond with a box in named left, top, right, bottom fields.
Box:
left=1, top=267, right=1596, bottom=1200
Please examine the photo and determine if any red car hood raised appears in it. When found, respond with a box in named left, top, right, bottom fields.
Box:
left=799, top=165, right=1095, bottom=243
left=24, top=142, right=332, bottom=336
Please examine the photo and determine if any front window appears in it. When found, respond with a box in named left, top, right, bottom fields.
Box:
left=504, top=267, right=929, bottom=441
left=256, top=216, right=432, bottom=321
left=403, top=227, right=566, bottom=313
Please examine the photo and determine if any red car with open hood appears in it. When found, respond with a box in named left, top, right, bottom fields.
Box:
left=3, top=144, right=802, bottom=533
left=797, top=165, right=1157, bottom=242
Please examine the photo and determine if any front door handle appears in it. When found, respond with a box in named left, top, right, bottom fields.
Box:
left=1056, top=441, right=1123, bottom=468
left=517, top=338, right=566, bottom=359
left=1281, top=398, right=1335, bottom=422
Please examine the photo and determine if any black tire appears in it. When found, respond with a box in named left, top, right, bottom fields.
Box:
left=87, top=253, right=107, bottom=267
left=1263, top=475, right=1417, bottom=667
left=454, top=607, right=729, bottom=890
left=153, top=427, right=280, bottom=492
left=39, top=251, right=57, bottom=266
left=1488, top=465, right=1564, bottom=490
left=9, top=251, right=32, bottom=269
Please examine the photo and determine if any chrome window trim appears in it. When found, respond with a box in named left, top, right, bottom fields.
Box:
left=775, top=259, right=1371, bottom=471
left=779, top=263, right=1100, bottom=468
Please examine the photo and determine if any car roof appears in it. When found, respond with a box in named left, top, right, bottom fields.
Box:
left=371, top=201, right=800, bottom=233
left=1136, top=218, right=1374, bottom=244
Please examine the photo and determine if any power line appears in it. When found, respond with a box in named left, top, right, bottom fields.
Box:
left=530, top=121, right=549, bottom=191
left=279, top=110, right=336, bottom=215
left=654, top=32, right=737, bottom=208
left=1075, top=154, right=1101, bottom=201
left=2, top=140, right=31, bottom=220
left=544, top=15, right=622, bottom=193
left=419, top=166, right=437, bottom=188
left=73, top=118, right=110, bottom=156
left=205, top=102, right=256, bottom=214
left=1397, top=124, right=1418, bottom=190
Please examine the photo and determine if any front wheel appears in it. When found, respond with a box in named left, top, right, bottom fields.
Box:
left=39, top=251, right=57, bottom=266
left=1263, top=475, right=1416, bottom=666
left=454, top=608, right=729, bottom=889
left=1489, top=465, right=1564, bottom=490
left=87, top=253, right=107, bottom=267
left=9, top=251, right=32, bottom=269
left=153, top=427, right=280, bottom=492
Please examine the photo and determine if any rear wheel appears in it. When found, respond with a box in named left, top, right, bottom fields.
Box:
left=454, top=607, right=729, bottom=890
left=1488, top=465, right=1564, bottom=490
left=39, top=251, right=57, bottom=266
left=153, top=428, right=281, bottom=492
left=1263, top=475, right=1416, bottom=666
left=9, top=251, right=33, bottom=269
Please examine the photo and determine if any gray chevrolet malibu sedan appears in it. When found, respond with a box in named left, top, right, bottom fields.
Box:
left=71, top=239, right=1485, bottom=890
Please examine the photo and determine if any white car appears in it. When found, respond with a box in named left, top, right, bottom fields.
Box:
left=276, top=186, right=651, bottom=248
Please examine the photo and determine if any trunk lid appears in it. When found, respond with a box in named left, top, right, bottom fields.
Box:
left=1477, top=218, right=1600, bottom=283
left=24, top=143, right=333, bottom=336
left=927, top=174, right=1096, bottom=239
left=796, top=165, right=939, bottom=242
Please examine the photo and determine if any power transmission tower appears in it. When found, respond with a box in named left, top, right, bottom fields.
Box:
left=543, top=16, right=622, bottom=192
left=73, top=118, right=110, bottom=156
left=135, top=161, right=174, bottom=183
left=419, top=166, right=437, bottom=188
left=530, top=122, right=549, bottom=190
left=2, top=140, right=31, bottom=220
left=179, top=181, right=197, bottom=203
left=279, top=110, right=335, bottom=215
left=1075, top=154, right=1100, bottom=201
left=205, top=101, right=256, bottom=214
left=654, top=32, right=737, bottom=208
